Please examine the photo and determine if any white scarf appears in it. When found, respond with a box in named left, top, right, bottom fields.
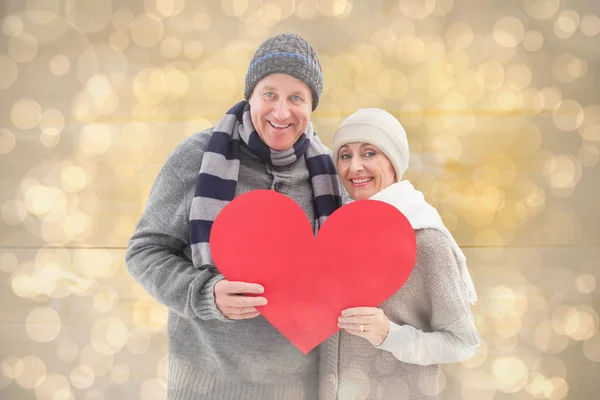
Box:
left=370, top=181, right=478, bottom=304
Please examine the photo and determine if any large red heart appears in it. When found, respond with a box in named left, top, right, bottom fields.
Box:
left=210, top=190, right=416, bottom=354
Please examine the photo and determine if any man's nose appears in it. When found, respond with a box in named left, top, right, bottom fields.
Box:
left=272, top=100, right=291, bottom=120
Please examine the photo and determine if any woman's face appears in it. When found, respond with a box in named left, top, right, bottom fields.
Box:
left=248, top=73, right=313, bottom=151
left=337, top=142, right=396, bottom=200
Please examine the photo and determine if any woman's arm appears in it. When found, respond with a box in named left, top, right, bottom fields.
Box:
left=378, top=228, right=481, bottom=365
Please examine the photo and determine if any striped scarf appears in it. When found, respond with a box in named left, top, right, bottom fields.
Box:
left=189, top=100, right=343, bottom=267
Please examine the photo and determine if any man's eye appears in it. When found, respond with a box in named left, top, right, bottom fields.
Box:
left=264, top=92, right=275, bottom=98
left=291, top=95, right=303, bottom=102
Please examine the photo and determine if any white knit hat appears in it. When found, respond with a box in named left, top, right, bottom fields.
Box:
left=332, top=108, right=409, bottom=181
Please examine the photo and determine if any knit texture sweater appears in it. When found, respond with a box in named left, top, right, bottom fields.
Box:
left=319, top=228, right=481, bottom=400
left=126, top=128, right=343, bottom=399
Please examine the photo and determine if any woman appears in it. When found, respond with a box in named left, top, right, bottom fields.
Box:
left=126, top=33, right=346, bottom=400
left=318, top=108, right=480, bottom=400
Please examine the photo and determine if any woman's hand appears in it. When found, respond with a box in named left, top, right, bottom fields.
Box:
left=338, top=307, right=390, bottom=346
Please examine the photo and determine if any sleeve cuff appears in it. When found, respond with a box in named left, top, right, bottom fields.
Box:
left=192, top=273, right=232, bottom=322
left=376, top=321, right=411, bottom=352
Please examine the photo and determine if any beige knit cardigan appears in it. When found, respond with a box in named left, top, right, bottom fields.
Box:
left=318, top=228, right=481, bottom=400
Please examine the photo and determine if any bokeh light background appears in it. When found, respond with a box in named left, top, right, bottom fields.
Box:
left=0, top=0, right=599, bottom=399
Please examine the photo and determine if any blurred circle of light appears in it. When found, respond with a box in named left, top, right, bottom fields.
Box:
left=534, top=320, right=569, bottom=354
left=583, top=334, right=600, bottom=362
left=56, top=340, right=79, bottom=363
left=8, top=32, right=39, bottom=63
left=141, top=378, right=167, bottom=400
left=79, top=344, right=113, bottom=376
left=26, top=0, right=60, bottom=25
left=461, top=371, right=496, bottom=400
left=11, top=273, right=36, bottom=298
left=26, top=307, right=61, bottom=343
left=541, top=87, right=562, bottom=110
left=112, top=8, right=134, bottom=31
left=0, top=129, right=16, bottom=154
left=487, top=286, right=515, bottom=318
left=378, top=69, right=408, bottom=99
left=160, top=37, right=182, bottom=58
left=446, top=21, right=473, bottom=50
left=183, top=40, right=204, bottom=59
left=131, top=13, right=165, bottom=47
left=506, top=64, right=532, bottom=90
left=126, top=329, right=152, bottom=354
left=552, top=99, right=584, bottom=131
left=14, top=355, right=47, bottom=389
left=203, top=68, right=237, bottom=103
left=91, top=318, right=129, bottom=355
left=63, top=211, right=93, bottom=241
left=61, top=165, right=89, bottom=193
left=522, top=30, right=544, bottom=51
left=476, top=61, right=504, bottom=90
left=3, top=15, right=24, bottom=36
left=579, top=145, right=599, bottom=167
left=552, top=53, right=586, bottom=82
left=524, top=0, right=559, bottom=20
left=496, top=311, right=522, bottom=338
left=581, top=14, right=600, bottom=36
left=11, top=98, right=42, bottom=130
left=65, top=0, right=112, bottom=33
left=295, top=0, right=318, bottom=19
left=398, top=0, right=435, bottom=20
left=34, top=372, right=71, bottom=400
left=155, top=0, right=186, bottom=17
left=493, top=16, right=524, bottom=47
left=110, top=364, right=131, bottom=385
left=474, top=230, right=504, bottom=261
left=0, top=253, right=18, bottom=273
left=39, top=109, right=65, bottom=134
left=79, top=123, right=113, bottom=155
left=432, top=133, right=463, bottom=162
left=70, top=364, right=95, bottom=390
left=554, top=10, right=580, bottom=39
left=259, top=3, right=283, bottom=26
left=49, top=55, right=71, bottom=76
left=84, top=389, right=105, bottom=400
left=0, top=56, right=18, bottom=89
left=461, top=340, right=488, bottom=368
left=491, top=357, right=528, bottom=393
left=564, top=308, right=597, bottom=341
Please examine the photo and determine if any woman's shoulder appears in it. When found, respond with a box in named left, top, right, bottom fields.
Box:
left=413, top=228, right=459, bottom=274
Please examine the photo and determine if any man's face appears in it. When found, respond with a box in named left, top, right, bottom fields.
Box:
left=248, top=73, right=313, bottom=151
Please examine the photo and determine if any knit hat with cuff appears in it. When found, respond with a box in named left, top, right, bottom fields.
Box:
left=332, top=108, right=410, bottom=181
left=244, top=33, right=323, bottom=110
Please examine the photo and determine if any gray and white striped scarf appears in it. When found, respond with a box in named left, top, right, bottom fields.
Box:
left=189, top=100, right=344, bottom=267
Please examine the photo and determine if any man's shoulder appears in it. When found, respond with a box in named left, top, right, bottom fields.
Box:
left=166, top=128, right=214, bottom=182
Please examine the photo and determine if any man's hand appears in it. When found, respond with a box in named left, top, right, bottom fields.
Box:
left=214, top=279, right=268, bottom=320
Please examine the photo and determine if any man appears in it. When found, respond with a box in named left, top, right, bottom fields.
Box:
left=126, top=33, right=345, bottom=399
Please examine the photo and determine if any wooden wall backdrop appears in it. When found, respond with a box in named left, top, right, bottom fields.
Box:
left=1, top=0, right=599, bottom=399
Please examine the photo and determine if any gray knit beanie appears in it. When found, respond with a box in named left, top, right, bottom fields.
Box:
left=244, top=33, right=323, bottom=110
left=333, top=109, right=410, bottom=182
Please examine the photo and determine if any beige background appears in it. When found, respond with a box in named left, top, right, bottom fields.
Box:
left=1, top=0, right=599, bottom=399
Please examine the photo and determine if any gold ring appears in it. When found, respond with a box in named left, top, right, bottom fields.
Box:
left=359, top=324, right=365, bottom=332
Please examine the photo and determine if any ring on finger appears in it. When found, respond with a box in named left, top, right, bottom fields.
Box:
left=359, top=324, right=365, bottom=333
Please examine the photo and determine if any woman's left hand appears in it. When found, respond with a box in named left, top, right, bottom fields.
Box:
left=338, top=307, right=390, bottom=347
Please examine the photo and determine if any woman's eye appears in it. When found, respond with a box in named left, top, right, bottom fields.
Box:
left=364, top=151, right=376, bottom=157
left=340, top=154, right=350, bottom=160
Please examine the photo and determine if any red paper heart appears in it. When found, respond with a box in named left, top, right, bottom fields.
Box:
left=210, top=190, right=416, bottom=354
